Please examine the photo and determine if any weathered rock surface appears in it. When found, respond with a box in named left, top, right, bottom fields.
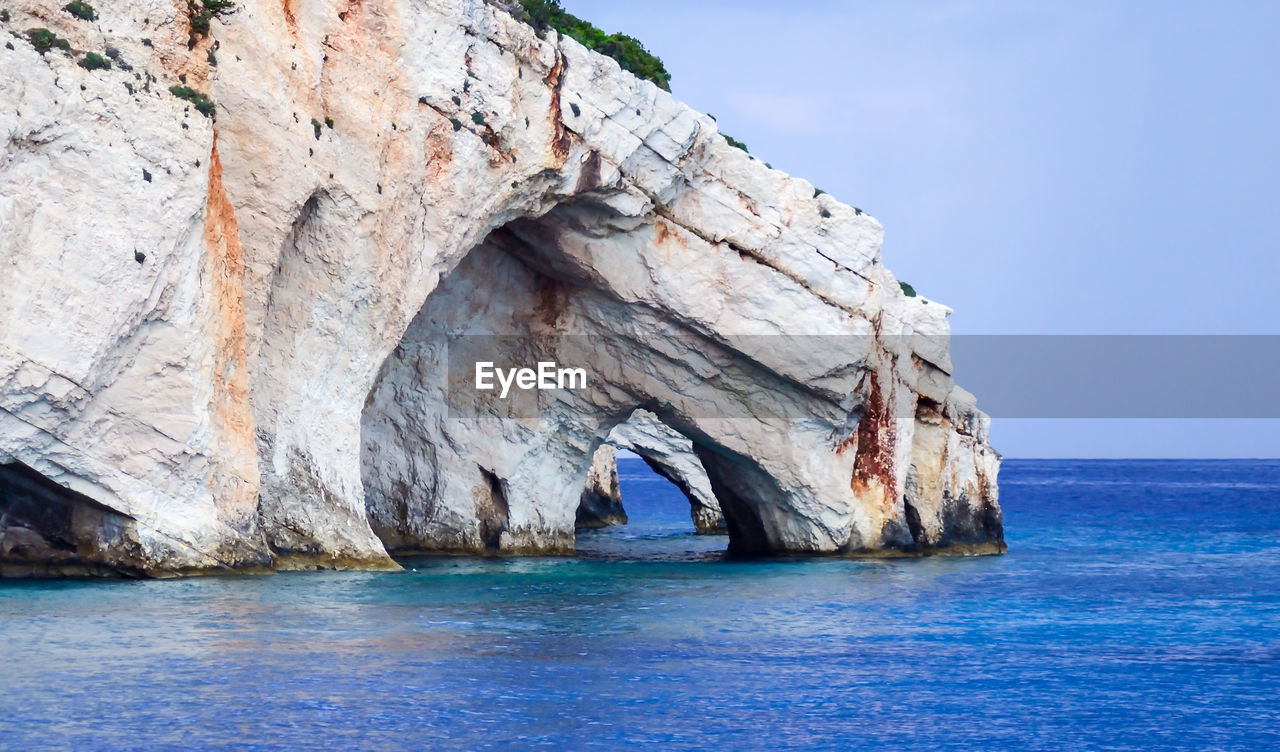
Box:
left=576, top=444, right=626, bottom=530
left=0, top=0, right=1002, bottom=575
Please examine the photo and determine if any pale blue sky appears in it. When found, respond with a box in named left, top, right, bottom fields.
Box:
left=562, top=0, right=1280, bottom=457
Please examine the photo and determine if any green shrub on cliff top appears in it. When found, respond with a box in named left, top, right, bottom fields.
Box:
left=509, top=0, right=671, bottom=91
left=722, top=133, right=749, bottom=153
left=899, top=281, right=917, bottom=298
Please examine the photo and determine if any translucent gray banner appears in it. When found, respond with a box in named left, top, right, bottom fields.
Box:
left=432, top=335, right=1280, bottom=419
left=950, top=335, right=1280, bottom=418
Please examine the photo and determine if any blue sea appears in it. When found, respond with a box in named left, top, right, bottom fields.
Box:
left=2, top=458, right=1278, bottom=751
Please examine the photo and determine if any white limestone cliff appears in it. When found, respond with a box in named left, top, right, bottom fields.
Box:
left=0, top=0, right=1002, bottom=575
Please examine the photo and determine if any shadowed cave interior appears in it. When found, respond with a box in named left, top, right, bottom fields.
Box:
left=0, top=461, right=143, bottom=576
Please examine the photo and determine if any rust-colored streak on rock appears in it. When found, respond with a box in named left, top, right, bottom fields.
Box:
left=282, top=0, right=299, bottom=30
left=534, top=276, right=569, bottom=328
left=202, top=133, right=258, bottom=484
left=425, top=127, right=453, bottom=182
left=653, top=219, right=688, bottom=261
left=546, top=51, right=572, bottom=164
left=654, top=219, right=674, bottom=247
left=847, top=370, right=898, bottom=503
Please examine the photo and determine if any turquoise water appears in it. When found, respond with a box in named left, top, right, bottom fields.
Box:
left=2, top=459, right=1278, bottom=750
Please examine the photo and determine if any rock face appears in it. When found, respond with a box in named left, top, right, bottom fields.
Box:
left=576, top=444, right=626, bottom=530
left=0, top=0, right=1002, bottom=575
left=607, top=410, right=725, bottom=535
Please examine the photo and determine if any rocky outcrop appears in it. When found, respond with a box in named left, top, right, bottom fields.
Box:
left=0, top=0, right=1001, bottom=575
left=576, top=444, right=626, bottom=529
left=607, top=410, right=725, bottom=534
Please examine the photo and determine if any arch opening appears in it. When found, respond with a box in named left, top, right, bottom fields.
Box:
left=358, top=197, right=809, bottom=559
left=573, top=445, right=729, bottom=561
left=575, top=409, right=728, bottom=537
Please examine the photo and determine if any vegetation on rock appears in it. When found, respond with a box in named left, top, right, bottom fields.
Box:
left=899, top=281, right=917, bottom=298
left=505, top=0, right=670, bottom=91
left=27, top=28, right=70, bottom=54
left=169, top=85, right=216, bottom=118
left=62, top=1, right=96, bottom=21
left=722, top=133, right=749, bottom=153
left=78, top=51, right=110, bottom=70
left=187, top=0, right=235, bottom=46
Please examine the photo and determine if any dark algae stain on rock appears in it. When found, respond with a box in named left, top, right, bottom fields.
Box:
left=475, top=468, right=510, bottom=552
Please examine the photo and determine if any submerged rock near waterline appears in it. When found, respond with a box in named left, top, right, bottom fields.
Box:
left=0, top=0, right=1002, bottom=576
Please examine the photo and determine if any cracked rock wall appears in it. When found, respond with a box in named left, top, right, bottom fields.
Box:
left=1, top=0, right=1001, bottom=574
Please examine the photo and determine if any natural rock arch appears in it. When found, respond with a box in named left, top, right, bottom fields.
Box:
left=0, top=0, right=1000, bottom=574
left=578, top=409, right=727, bottom=536
left=357, top=200, right=816, bottom=556
left=356, top=190, right=1000, bottom=558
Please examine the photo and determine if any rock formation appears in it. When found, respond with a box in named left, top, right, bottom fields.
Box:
left=573, top=411, right=725, bottom=534
left=576, top=444, right=626, bottom=530
left=606, top=410, right=726, bottom=535
left=0, top=0, right=1002, bottom=575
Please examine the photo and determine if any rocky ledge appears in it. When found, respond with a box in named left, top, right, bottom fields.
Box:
left=0, top=0, right=1002, bottom=576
